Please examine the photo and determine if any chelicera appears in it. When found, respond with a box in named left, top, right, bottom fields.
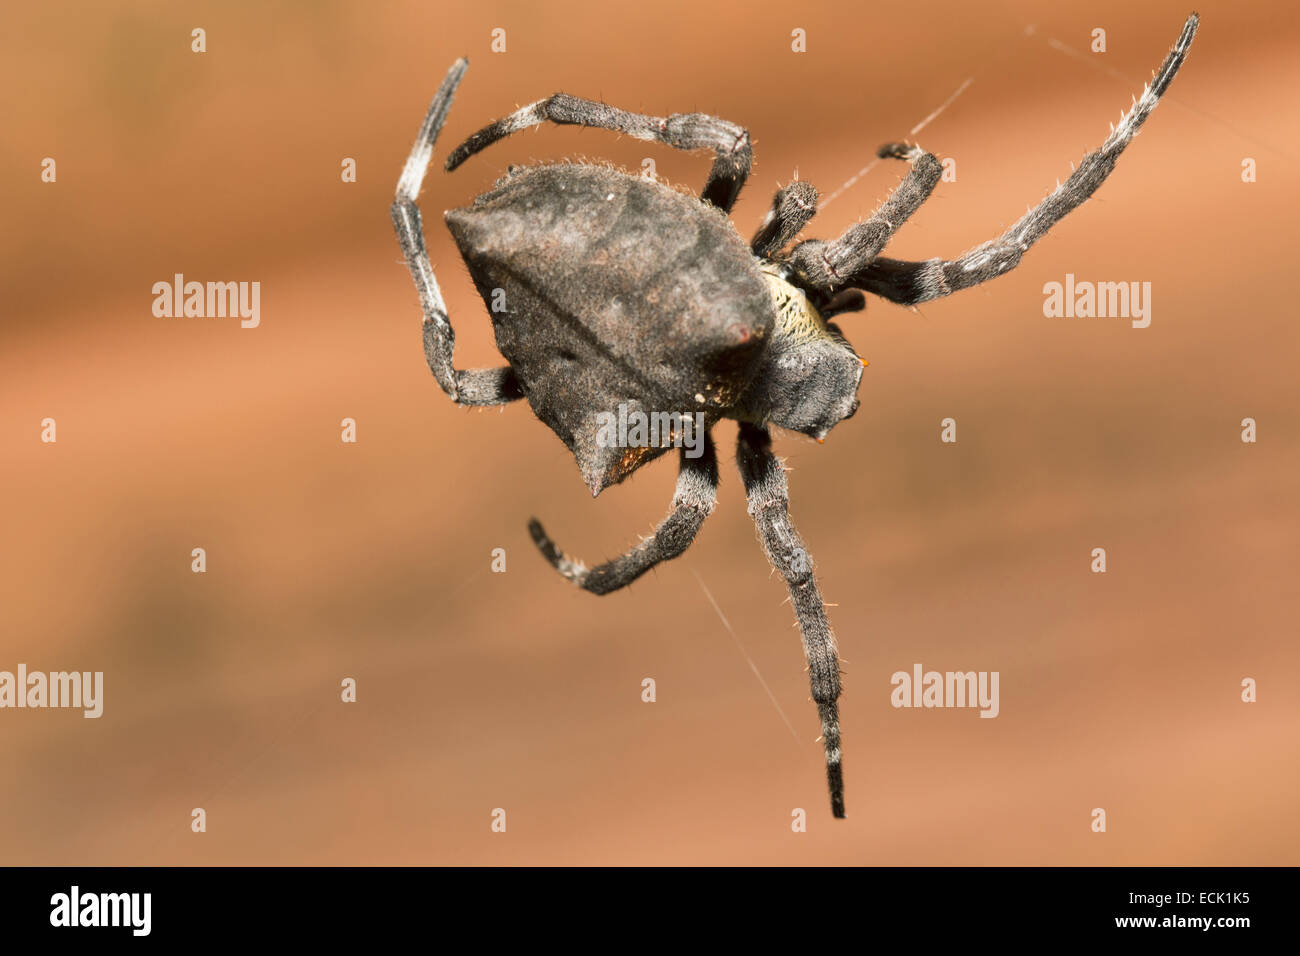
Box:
left=391, top=15, right=1197, bottom=818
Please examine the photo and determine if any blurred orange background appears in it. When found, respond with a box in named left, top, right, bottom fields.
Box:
left=2, top=0, right=1297, bottom=865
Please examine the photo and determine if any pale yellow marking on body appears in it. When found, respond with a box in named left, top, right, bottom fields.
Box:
left=757, top=261, right=834, bottom=347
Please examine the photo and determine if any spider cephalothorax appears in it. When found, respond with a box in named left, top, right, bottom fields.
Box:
left=392, top=14, right=1198, bottom=818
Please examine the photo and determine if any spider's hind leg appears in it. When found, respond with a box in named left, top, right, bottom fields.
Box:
left=392, top=58, right=525, bottom=407
left=529, top=436, right=719, bottom=595
left=445, top=94, right=752, bottom=212
left=737, top=423, right=845, bottom=818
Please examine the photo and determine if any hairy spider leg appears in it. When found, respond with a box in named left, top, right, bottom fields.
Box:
left=529, top=436, right=719, bottom=595
left=751, top=179, right=820, bottom=257
left=736, top=423, right=846, bottom=818
left=445, top=93, right=753, bottom=212
left=392, top=58, right=526, bottom=406
left=789, top=143, right=943, bottom=292
left=851, top=13, right=1199, bottom=305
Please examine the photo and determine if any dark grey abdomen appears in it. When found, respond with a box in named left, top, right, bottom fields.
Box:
left=445, top=163, right=774, bottom=493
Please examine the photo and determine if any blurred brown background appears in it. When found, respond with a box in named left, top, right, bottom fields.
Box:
left=2, top=0, right=1297, bottom=865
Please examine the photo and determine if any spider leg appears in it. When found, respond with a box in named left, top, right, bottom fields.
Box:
left=788, top=143, right=942, bottom=292
left=736, top=423, right=845, bottom=818
left=528, top=436, right=718, bottom=596
left=751, top=180, right=819, bottom=257
left=445, top=94, right=752, bottom=212
left=822, top=289, right=867, bottom=318
left=391, top=58, right=525, bottom=406
left=852, top=13, right=1199, bottom=306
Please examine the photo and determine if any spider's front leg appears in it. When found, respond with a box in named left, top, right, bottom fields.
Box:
left=736, top=423, right=845, bottom=818
left=391, top=58, right=524, bottom=407
left=789, top=143, right=942, bottom=292
left=751, top=180, right=820, bottom=257
left=751, top=180, right=869, bottom=317
left=852, top=13, right=1199, bottom=306
left=529, top=436, right=719, bottom=595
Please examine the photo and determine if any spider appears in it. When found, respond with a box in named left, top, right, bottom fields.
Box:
left=392, top=14, right=1198, bottom=819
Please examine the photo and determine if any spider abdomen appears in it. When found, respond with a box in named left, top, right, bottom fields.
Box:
left=445, top=162, right=775, bottom=493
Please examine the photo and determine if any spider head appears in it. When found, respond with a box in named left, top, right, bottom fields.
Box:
left=741, top=264, right=864, bottom=441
